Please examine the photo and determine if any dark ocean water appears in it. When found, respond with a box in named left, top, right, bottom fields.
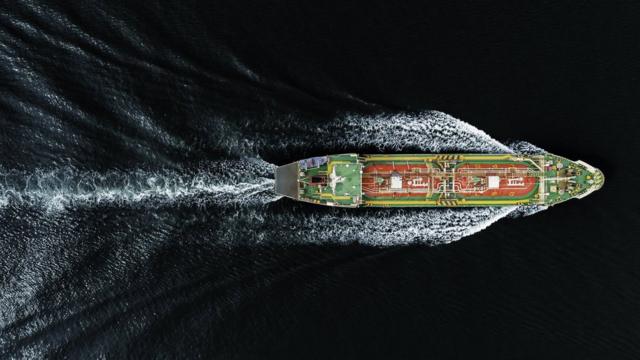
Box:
left=1, top=1, right=640, bottom=359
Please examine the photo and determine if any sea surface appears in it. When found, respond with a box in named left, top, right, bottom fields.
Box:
left=1, top=1, right=639, bottom=359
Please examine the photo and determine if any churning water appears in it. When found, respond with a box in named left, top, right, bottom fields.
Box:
left=1, top=108, right=552, bottom=356
left=1, top=110, right=546, bottom=246
left=1, top=2, right=571, bottom=357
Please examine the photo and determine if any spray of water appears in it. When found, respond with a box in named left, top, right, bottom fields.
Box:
left=236, top=110, right=514, bottom=155
left=340, top=111, right=514, bottom=153
left=0, top=111, right=548, bottom=245
left=0, top=110, right=547, bottom=357
left=507, top=140, right=547, bottom=155
left=0, top=159, right=280, bottom=211
left=206, top=112, right=549, bottom=245
left=217, top=206, right=517, bottom=246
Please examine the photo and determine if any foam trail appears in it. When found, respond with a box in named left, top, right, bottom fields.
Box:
left=0, top=159, right=280, bottom=211
left=235, top=111, right=547, bottom=245
left=509, top=204, right=548, bottom=218
left=0, top=110, right=549, bottom=243
left=340, top=111, right=513, bottom=153
left=508, top=140, right=547, bottom=155
left=216, top=206, right=518, bottom=246
left=224, top=111, right=514, bottom=156
left=319, top=206, right=519, bottom=246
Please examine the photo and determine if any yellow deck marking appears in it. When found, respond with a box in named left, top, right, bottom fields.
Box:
left=364, top=198, right=527, bottom=206
left=365, top=156, right=438, bottom=161
left=364, top=200, right=438, bottom=205
left=462, top=199, right=528, bottom=205
left=459, top=155, right=512, bottom=161
left=365, top=154, right=512, bottom=162
left=320, top=193, right=352, bottom=200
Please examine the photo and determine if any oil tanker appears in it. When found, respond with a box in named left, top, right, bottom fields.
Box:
left=274, top=153, right=604, bottom=207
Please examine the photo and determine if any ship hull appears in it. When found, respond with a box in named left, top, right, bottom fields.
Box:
left=275, top=153, right=603, bottom=208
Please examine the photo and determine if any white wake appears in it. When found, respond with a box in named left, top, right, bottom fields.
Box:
left=260, top=111, right=548, bottom=245
left=230, top=206, right=518, bottom=246
left=0, top=159, right=280, bottom=211
left=340, top=111, right=513, bottom=153
left=0, top=111, right=549, bottom=244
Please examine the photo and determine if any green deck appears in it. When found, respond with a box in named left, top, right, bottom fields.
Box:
left=280, top=153, right=603, bottom=208
left=299, top=154, right=362, bottom=207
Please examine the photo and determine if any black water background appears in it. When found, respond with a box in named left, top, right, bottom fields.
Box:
left=1, top=1, right=640, bottom=359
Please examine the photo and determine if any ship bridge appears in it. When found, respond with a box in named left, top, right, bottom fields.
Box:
left=275, top=154, right=362, bottom=207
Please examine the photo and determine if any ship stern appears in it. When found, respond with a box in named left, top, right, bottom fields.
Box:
left=274, top=162, right=299, bottom=200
